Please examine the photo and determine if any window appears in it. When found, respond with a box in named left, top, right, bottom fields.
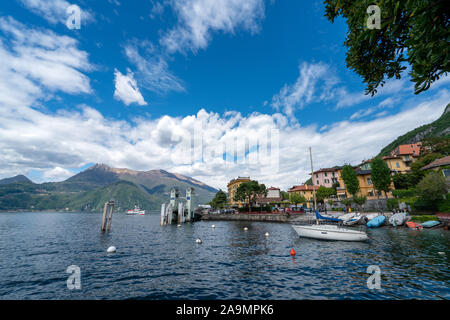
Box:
left=324, top=172, right=328, bottom=177
left=316, top=174, right=318, bottom=178
left=443, top=169, right=450, bottom=178
left=325, top=179, right=330, bottom=183
left=396, top=162, right=400, bottom=168
left=316, top=180, right=319, bottom=185
left=332, top=172, right=335, bottom=177
left=367, top=178, right=372, bottom=185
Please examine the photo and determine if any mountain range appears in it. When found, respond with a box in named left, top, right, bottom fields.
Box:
left=0, top=164, right=217, bottom=212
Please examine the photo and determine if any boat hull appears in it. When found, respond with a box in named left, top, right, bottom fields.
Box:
left=367, top=215, right=385, bottom=228
left=292, top=225, right=368, bottom=241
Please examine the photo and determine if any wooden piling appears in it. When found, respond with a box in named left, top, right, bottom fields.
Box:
left=101, top=201, right=114, bottom=232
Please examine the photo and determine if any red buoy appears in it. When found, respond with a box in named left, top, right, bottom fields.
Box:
left=290, top=248, right=296, bottom=256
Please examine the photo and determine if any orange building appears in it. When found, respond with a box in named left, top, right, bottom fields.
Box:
left=288, top=185, right=319, bottom=208
left=227, top=177, right=251, bottom=207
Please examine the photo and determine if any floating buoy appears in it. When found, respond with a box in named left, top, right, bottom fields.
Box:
left=212, top=225, right=216, bottom=228
left=438, top=252, right=444, bottom=255
left=290, top=248, right=296, bottom=256
left=107, top=246, right=116, bottom=253
left=265, top=232, right=270, bottom=237
left=177, top=224, right=181, bottom=227
left=244, top=227, right=248, bottom=231
left=196, top=238, right=202, bottom=244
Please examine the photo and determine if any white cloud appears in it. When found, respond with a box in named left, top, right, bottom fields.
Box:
left=124, top=42, right=185, bottom=94
left=113, top=69, right=147, bottom=106
left=0, top=16, right=93, bottom=109
left=161, top=0, right=265, bottom=53
left=0, top=75, right=448, bottom=189
left=42, top=166, right=74, bottom=182
left=19, top=0, right=94, bottom=26
left=271, top=62, right=337, bottom=116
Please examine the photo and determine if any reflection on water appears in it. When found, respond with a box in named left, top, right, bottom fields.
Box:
left=0, top=211, right=448, bottom=300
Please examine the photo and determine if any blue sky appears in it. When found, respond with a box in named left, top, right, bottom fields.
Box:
left=0, top=0, right=448, bottom=190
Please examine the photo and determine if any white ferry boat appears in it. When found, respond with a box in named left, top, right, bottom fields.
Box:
left=127, top=205, right=145, bottom=215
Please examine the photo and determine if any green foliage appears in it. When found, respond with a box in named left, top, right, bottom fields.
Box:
left=340, top=198, right=353, bottom=206
left=353, top=195, right=367, bottom=206
left=392, top=173, right=415, bottom=190
left=387, top=198, right=399, bottom=211
left=341, top=165, right=359, bottom=196
left=304, top=178, right=313, bottom=186
left=416, top=171, right=448, bottom=202
left=392, top=188, right=417, bottom=198
left=234, top=180, right=267, bottom=212
left=437, top=193, right=450, bottom=212
left=371, top=158, right=392, bottom=196
left=324, top=1, right=449, bottom=96
left=289, top=193, right=306, bottom=205
left=210, top=189, right=228, bottom=209
left=316, top=186, right=336, bottom=203
left=280, top=191, right=290, bottom=200
left=411, top=215, right=438, bottom=222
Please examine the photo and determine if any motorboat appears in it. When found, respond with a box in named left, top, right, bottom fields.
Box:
left=292, top=211, right=368, bottom=241
left=388, top=212, right=407, bottom=226
left=127, top=205, right=145, bottom=215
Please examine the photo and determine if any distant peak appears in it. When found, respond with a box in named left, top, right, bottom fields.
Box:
left=444, top=103, right=450, bottom=115
left=90, top=163, right=111, bottom=170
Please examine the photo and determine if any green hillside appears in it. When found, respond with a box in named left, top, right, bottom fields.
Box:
left=378, top=103, right=450, bottom=157
left=67, top=180, right=161, bottom=212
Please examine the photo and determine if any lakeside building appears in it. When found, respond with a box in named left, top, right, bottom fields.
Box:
left=382, top=155, right=415, bottom=173
left=227, top=176, right=251, bottom=207
left=421, top=155, right=450, bottom=180
left=288, top=185, right=319, bottom=209
left=311, top=167, right=341, bottom=188
left=255, top=187, right=283, bottom=207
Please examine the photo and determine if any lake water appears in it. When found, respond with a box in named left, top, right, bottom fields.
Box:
left=0, top=211, right=448, bottom=300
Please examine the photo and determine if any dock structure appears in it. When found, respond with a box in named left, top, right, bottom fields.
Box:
left=101, top=201, right=114, bottom=231
left=160, top=187, right=195, bottom=225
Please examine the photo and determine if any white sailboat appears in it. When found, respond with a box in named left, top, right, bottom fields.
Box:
left=291, top=147, right=369, bottom=242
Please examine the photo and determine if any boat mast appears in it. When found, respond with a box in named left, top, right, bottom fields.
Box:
left=309, top=147, right=317, bottom=211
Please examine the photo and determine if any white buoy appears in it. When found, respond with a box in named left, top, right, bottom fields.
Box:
left=438, top=252, right=445, bottom=255
left=177, top=224, right=181, bottom=227
left=265, top=232, right=270, bottom=237
left=107, top=246, right=116, bottom=253
left=212, top=224, right=216, bottom=228
left=244, top=227, right=248, bottom=231
left=196, top=238, right=202, bottom=244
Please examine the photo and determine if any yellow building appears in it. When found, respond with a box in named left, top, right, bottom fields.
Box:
left=288, top=185, right=319, bottom=208
left=336, top=164, right=394, bottom=200
left=383, top=155, right=416, bottom=173
left=227, top=177, right=251, bottom=207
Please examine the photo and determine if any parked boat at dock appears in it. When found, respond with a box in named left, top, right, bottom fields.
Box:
left=365, top=213, right=379, bottom=221
left=292, top=223, right=368, bottom=241
left=421, top=220, right=440, bottom=228
left=389, top=212, right=407, bottom=226
left=406, top=221, right=423, bottom=230
left=343, top=213, right=364, bottom=226
left=366, top=215, right=386, bottom=228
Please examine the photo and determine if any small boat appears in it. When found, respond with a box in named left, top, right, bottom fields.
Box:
left=365, top=213, right=379, bottom=221
left=389, top=212, right=407, bottom=226
left=343, top=213, right=364, bottom=226
left=292, top=224, right=368, bottom=241
left=366, top=215, right=386, bottom=228
left=340, top=212, right=356, bottom=223
left=127, top=205, right=145, bottom=215
left=406, top=221, right=423, bottom=230
left=421, top=220, right=440, bottom=228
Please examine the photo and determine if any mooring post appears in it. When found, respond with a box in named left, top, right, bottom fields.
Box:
left=101, top=202, right=108, bottom=231
left=160, top=203, right=166, bottom=226
left=106, top=201, right=114, bottom=231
